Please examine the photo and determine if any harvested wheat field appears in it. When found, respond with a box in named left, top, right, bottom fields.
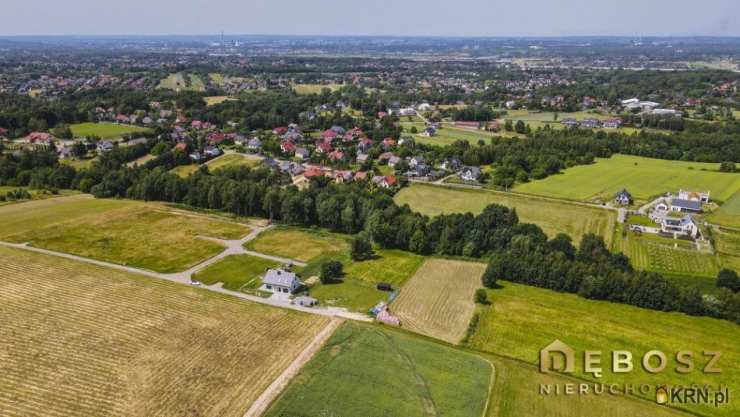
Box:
left=0, top=245, right=330, bottom=417
left=392, top=259, right=486, bottom=344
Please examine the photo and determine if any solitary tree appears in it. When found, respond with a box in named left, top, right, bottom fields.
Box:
left=717, top=269, right=740, bottom=292
left=351, top=234, right=374, bottom=261
left=474, top=289, right=488, bottom=304
left=320, top=261, right=344, bottom=284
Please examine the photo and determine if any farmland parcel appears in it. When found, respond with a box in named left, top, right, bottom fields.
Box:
left=394, top=183, right=616, bottom=245
left=392, top=259, right=486, bottom=344
left=265, top=322, right=492, bottom=417
left=0, top=245, right=330, bottom=417
left=0, top=195, right=251, bottom=272
left=470, top=282, right=740, bottom=417
left=514, top=154, right=740, bottom=203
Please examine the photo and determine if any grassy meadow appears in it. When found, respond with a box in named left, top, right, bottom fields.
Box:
left=245, top=227, right=349, bottom=264
left=192, top=254, right=279, bottom=292
left=158, top=72, right=206, bottom=92
left=265, top=321, right=492, bottom=417
left=707, top=191, right=740, bottom=228
left=0, top=195, right=251, bottom=273
left=713, top=227, right=740, bottom=271
left=515, top=154, right=740, bottom=203
left=0, top=245, right=330, bottom=417
left=469, top=281, right=740, bottom=417
left=485, top=354, right=693, bottom=417
left=206, top=153, right=262, bottom=170
left=393, top=259, right=486, bottom=344
left=394, top=183, right=616, bottom=245
left=171, top=164, right=200, bottom=177
left=310, top=249, right=425, bottom=312
left=70, top=122, right=151, bottom=139
left=293, top=83, right=342, bottom=95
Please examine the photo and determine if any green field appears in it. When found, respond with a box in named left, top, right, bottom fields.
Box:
left=401, top=121, right=517, bottom=147
left=171, top=164, right=200, bottom=177
left=707, top=191, right=740, bottom=228
left=612, top=224, right=721, bottom=278
left=245, top=227, right=349, bottom=264
left=469, top=281, right=739, bottom=417
left=206, top=153, right=262, bottom=170
left=0, top=195, right=250, bottom=273
left=714, top=227, right=740, bottom=271
left=485, top=354, right=691, bottom=417
left=293, top=83, right=342, bottom=95
left=395, top=183, right=616, bottom=245
left=310, top=249, right=424, bottom=311
left=265, top=322, right=492, bottom=417
left=515, top=154, right=740, bottom=203
left=204, top=95, right=235, bottom=106
left=192, top=254, right=279, bottom=292
left=158, top=73, right=206, bottom=92
left=70, top=122, right=151, bottom=139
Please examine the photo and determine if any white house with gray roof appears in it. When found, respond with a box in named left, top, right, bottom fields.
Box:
left=261, top=269, right=302, bottom=294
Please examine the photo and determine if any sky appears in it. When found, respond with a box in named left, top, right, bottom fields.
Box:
left=2, top=0, right=739, bottom=37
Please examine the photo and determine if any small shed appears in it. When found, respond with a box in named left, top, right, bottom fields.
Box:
left=376, top=282, right=393, bottom=292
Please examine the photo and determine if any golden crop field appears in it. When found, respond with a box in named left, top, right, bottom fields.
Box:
left=0, top=195, right=251, bottom=273
left=392, top=259, right=486, bottom=344
left=0, top=245, right=330, bottom=417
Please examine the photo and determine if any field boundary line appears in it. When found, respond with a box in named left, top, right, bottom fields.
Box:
left=480, top=358, right=496, bottom=417
left=243, top=317, right=344, bottom=417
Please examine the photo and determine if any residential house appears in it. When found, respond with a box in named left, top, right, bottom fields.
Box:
left=334, top=170, right=353, bottom=183
left=356, top=153, right=370, bottom=164
left=189, top=151, right=203, bottom=162
left=357, top=138, right=373, bottom=153
left=261, top=269, right=302, bottom=294
left=97, top=140, right=115, bottom=153
left=295, top=147, right=310, bottom=160
left=660, top=215, right=699, bottom=238
left=669, top=198, right=702, bottom=213
left=678, top=190, right=710, bottom=204
left=603, top=118, right=622, bottom=129
left=316, top=141, right=332, bottom=154
left=409, top=156, right=426, bottom=168
left=354, top=171, right=369, bottom=181
left=174, top=143, right=188, bottom=152
left=440, top=158, right=462, bottom=171
left=373, top=175, right=397, bottom=188
left=460, top=166, right=482, bottom=182
left=388, top=155, right=402, bottom=168
left=281, top=140, right=296, bottom=154
left=328, top=150, right=345, bottom=162
left=381, top=138, right=396, bottom=151
left=204, top=146, right=221, bottom=158
left=614, top=189, right=632, bottom=206
left=247, top=137, right=262, bottom=152
left=580, top=118, right=601, bottom=129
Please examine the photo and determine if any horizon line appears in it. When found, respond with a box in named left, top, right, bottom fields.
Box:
left=1, top=33, right=740, bottom=39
